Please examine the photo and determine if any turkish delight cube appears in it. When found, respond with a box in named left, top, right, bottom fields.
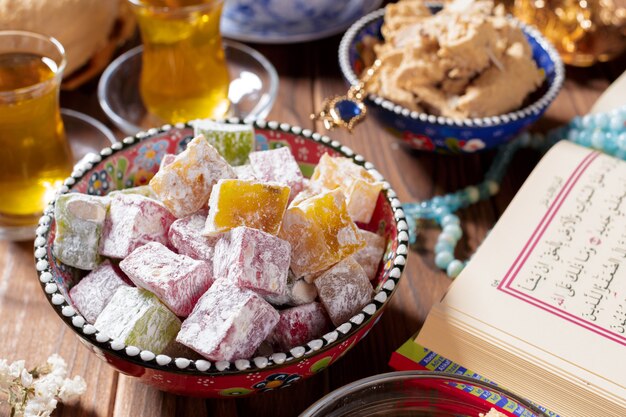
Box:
left=53, top=193, right=108, bottom=270
left=213, top=226, right=290, bottom=297
left=94, top=287, right=181, bottom=354
left=353, top=229, right=386, bottom=281
left=70, top=260, right=130, bottom=323
left=99, top=193, right=175, bottom=259
left=176, top=279, right=279, bottom=361
left=268, top=302, right=330, bottom=351
left=314, top=257, right=372, bottom=326
left=119, top=242, right=214, bottom=317
left=249, top=147, right=304, bottom=200
left=168, top=210, right=221, bottom=269
left=310, top=153, right=383, bottom=223
left=279, top=189, right=365, bottom=278
left=149, top=135, right=236, bottom=218
left=193, top=119, right=255, bottom=166
left=265, top=270, right=318, bottom=306
left=204, top=179, right=290, bottom=236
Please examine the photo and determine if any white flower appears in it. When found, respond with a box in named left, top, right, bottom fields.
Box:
left=58, top=376, right=87, bottom=402
left=23, top=394, right=57, bottom=417
left=8, top=360, right=26, bottom=378
left=20, top=369, right=33, bottom=388
left=46, top=354, right=68, bottom=378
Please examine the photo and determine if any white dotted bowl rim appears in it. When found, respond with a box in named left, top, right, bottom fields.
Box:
left=34, top=119, right=408, bottom=376
left=338, top=8, right=565, bottom=128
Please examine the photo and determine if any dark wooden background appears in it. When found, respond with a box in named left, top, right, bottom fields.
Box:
left=0, top=17, right=624, bottom=417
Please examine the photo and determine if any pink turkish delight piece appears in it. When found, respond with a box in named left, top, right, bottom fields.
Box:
left=69, top=260, right=131, bottom=323
left=314, top=257, right=373, bottom=326
left=268, top=302, right=330, bottom=351
left=119, top=242, right=214, bottom=317
left=249, top=147, right=304, bottom=200
left=177, top=279, right=279, bottom=361
left=99, top=193, right=176, bottom=259
left=168, top=210, right=221, bottom=269
left=353, top=229, right=386, bottom=281
left=213, top=226, right=290, bottom=297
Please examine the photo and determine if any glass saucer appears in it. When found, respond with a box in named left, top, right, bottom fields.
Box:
left=98, top=41, right=279, bottom=136
left=0, top=109, right=116, bottom=242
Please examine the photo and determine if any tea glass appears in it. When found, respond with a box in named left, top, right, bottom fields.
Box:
left=0, top=31, right=72, bottom=241
left=127, top=0, right=231, bottom=124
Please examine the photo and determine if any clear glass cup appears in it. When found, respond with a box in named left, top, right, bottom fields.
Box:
left=512, top=0, right=626, bottom=67
left=128, top=0, right=231, bottom=124
left=0, top=31, right=73, bottom=241
left=300, top=371, right=551, bottom=417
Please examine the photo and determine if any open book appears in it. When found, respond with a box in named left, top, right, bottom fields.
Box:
left=416, top=141, right=626, bottom=417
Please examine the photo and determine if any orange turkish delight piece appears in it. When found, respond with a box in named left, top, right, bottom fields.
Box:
left=149, top=135, right=236, bottom=218
left=279, top=189, right=365, bottom=278
left=204, top=179, right=290, bottom=236
left=310, top=153, right=383, bottom=224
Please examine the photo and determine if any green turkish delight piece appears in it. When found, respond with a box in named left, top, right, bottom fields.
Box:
left=94, top=287, right=181, bottom=354
left=53, top=193, right=109, bottom=270
left=193, top=120, right=255, bottom=166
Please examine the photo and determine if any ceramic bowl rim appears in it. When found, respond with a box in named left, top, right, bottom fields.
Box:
left=33, top=118, right=409, bottom=377
left=338, top=8, right=565, bottom=128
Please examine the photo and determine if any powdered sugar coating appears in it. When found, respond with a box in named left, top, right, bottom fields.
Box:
left=70, top=260, right=130, bottom=323
left=176, top=279, right=279, bottom=361
left=314, top=257, right=373, bottom=326
left=99, top=194, right=176, bottom=259
left=213, top=227, right=290, bottom=297
left=168, top=210, right=221, bottom=269
left=268, top=302, right=330, bottom=351
left=233, top=164, right=258, bottom=180
left=119, top=242, right=214, bottom=317
left=53, top=193, right=109, bottom=270
left=94, top=287, right=181, bottom=354
left=249, top=147, right=304, bottom=201
left=149, top=135, right=236, bottom=218
left=160, top=153, right=177, bottom=169
left=353, top=229, right=386, bottom=281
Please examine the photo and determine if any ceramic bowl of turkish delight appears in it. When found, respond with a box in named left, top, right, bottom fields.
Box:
left=33, top=119, right=408, bottom=397
left=339, top=0, right=564, bottom=153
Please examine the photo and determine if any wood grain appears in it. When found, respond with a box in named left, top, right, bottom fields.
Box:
left=0, top=27, right=624, bottom=417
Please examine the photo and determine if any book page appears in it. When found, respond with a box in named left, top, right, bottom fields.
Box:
left=435, top=141, right=626, bottom=396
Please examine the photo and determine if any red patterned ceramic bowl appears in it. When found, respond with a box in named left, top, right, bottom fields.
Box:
left=34, top=119, right=408, bottom=397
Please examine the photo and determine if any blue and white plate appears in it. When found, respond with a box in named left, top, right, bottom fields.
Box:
left=221, top=0, right=383, bottom=44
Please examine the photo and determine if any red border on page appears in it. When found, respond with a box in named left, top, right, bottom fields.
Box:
left=497, top=150, right=626, bottom=346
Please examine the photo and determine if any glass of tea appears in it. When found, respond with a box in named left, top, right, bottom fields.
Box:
left=0, top=31, right=73, bottom=241
left=128, top=0, right=231, bottom=124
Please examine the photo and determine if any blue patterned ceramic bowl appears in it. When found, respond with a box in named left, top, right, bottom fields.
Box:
left=339, top=9, right=565, bottom=153
left=223, top=0, right=346, bottom=27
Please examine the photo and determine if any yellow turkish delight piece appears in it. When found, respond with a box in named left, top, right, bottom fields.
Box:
left=149, top=135, right=236, bottom=218
left=204, top=179, right=290, bottom=235
left=310, top=154, right=383, bottom=224
left=279, top=189, right=365, bottom=278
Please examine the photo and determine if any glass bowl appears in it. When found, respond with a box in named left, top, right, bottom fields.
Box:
left=97, top=40, right=279, bottom=135
left=300, top=371, right=551, bottom=417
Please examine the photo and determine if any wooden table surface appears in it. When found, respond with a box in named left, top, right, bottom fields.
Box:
left=1, top=27, right=625, bottom=417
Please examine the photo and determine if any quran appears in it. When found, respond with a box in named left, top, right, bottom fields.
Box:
left=415, top=141, right=626, bottom=417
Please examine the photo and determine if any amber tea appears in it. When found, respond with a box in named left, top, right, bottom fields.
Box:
left=131, top=0, right=231, bottom=123
left=0, top=33, right=73, bottom=239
